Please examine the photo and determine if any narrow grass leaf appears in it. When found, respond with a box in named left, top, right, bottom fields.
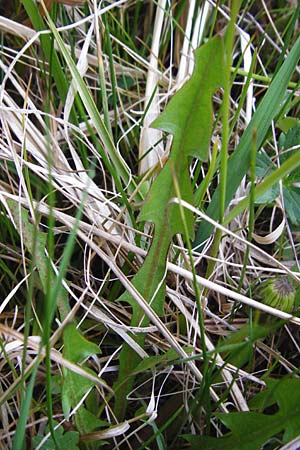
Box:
left=12, top=362, right=39, bottom=450
left=21, top=0, right=68, bottom=102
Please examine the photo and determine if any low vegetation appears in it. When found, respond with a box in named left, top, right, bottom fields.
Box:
left=1, top=1, right=300, bottom=449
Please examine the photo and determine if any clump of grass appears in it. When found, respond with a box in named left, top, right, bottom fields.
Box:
left=1, top=1, right=300, bottom=449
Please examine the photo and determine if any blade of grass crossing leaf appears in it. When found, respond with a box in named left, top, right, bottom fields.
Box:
left=171, top=163, right=213, bottom=429
left=194, top=138, right=219, bottom=207
left=12, top=199, right=40, bottom=385
left=4, top=200, right=60, bottom=438
left=102, top=13, right=118, bottom=137
left=230, top=49, right=257, bottom=135
left=45, top=132, right=60, bottom=449
left=206, top=1, right=240, bottom=276
left=231, top=67, right=296, bottom=89
left=94, top=10, right=112, bottom=136
left=219, top=1, right=240, bottom=224
left=46, top=193, right=102, bottom=445
left=237, top=128, right=257, bottom=294
left=7, top=193, right=88, bottom=446
left=194, top=33, right=300, bottom=246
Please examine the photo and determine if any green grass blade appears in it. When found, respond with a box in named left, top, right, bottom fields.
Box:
left=206, top=2, right=240, bottom=277
left=21, top=0, right=68, bottom=103
left=12, top=362, right=39, bottom=450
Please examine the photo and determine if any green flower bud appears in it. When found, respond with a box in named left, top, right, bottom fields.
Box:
left=256, top=276, right=295, bottom=313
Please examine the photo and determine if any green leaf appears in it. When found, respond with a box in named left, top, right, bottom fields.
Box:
left=136, top=33, right=225, bottom=306
left=182, top=433, right=237, bottom=450
left=62, top=324, right=102, bottom=438
left=277, top=123, right=300, bottom=224
left=132, top=348, right=180, bottom=375
left=183, top=378, right=300, bottom=449
left=224, top=146, right=300, bottom=226
left=183, top=412, right=280, bottom=450
left=218, top=322, right=273, bottom=369
left=254, top=152, right=279, bottom=203
left=255, top=184, right=279, bottom=204
left=33, top=423, right=79, bottom=450
left=195, top=33, right=300, bottom=246
left=279, top=123, right=300, bottom=186
left=279, top=122, right=300, bottom=153
left=255, top=152, right=279, bottom=205
left=247, top=385, right=277, bottom=411
left=114, top=34, right=225, bottom=419
left=255, top=152, right=274, bottom=178
left=7, top=199, right=70, bottom=320
left=152, top=40, right=224, bottom=161
left=283, top=186, right=300, bottom=225
left=74, top=407, right=104, bottom=436
left=267, top=378, right=300, bottom=443
left=63, top=324, right=100, bottom=364
left=277, top=116, right=300, bottom=133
